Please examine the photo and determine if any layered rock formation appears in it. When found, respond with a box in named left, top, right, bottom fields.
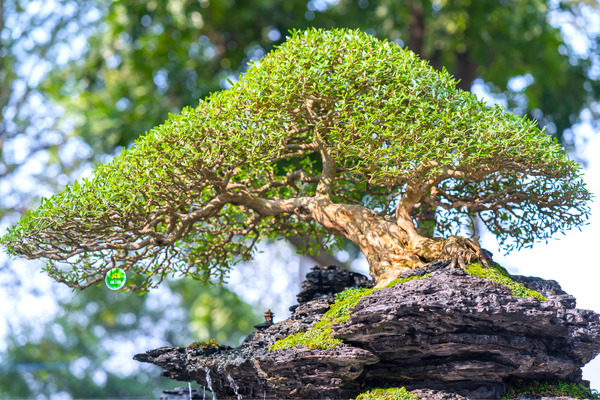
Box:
left=135, top=264, right=600, bottom=399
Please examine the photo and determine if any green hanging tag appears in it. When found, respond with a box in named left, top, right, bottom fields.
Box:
left=105, top=268, right=126, bottom=290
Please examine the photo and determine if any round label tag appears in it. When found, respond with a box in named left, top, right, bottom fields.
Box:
left=105, top=268, right=126, bottom=290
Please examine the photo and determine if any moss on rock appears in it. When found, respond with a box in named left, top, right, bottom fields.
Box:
left=353, top=387, right=418, bottom=400
left=385, top=273, right=430, bottom=288
left=270, top=275, right=431, bottom=351
left=466, top=262, right=546, bottom=301
left=270, top=287, right=372, bottom=350
left=502, top=380, right=600, bottom=399
left=188, top=339, right=219, bottom=349
left=270, top=262, right=547, bottom=351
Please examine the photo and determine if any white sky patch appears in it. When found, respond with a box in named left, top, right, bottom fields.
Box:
left=507, top=74, right=534, bottom=92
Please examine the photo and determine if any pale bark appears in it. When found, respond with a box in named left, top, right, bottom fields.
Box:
left=240, top=194, right=486, bottom=287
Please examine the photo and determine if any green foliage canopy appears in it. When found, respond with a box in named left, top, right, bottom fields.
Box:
left=1, top=29, right=591, bottom=291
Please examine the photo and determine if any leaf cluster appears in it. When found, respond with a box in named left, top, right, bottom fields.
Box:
left=45, top=0, right=600, bottom=159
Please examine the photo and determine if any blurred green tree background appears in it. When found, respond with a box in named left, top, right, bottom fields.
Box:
left=1, top=0, right=599, bottom=397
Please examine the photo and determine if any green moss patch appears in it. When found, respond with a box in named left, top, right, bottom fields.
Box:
left=353, top=387, right=418, bottom=400
left=188, top=339, right=219, bottom=349
left=270, top=287, right=373, bottom=350
left=271, top=262, right=548, bottom=351
left=270, top=275, right=431, bottom=351
left=466, top=262, right=546, bottom=301
left=503, top=380, right=600, bottom=399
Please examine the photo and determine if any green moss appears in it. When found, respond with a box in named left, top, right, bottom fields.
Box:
left=271, top=275, right=435, bottom=351
left=321, top=287, right=375, bottom=325
left=353, top=387, right=418, bottom=400
left=385, top=273, right=430, bottom=288
left=271, top=262, right=548, bottom=351
left=268, top=325, right=344, bottom=350
left=188, top=339, right=219, bottom=349
left=466, top=262, right=546, bottom=301
left=502, top=380, right=600, bottom=399
left=270, top=287, right=373, bottom=350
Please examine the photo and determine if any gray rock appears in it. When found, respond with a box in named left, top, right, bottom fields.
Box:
left=509, top=274, right=577, bottom=309
left=334, top=268, right=600, bottom=395
left=291, top=265, right=373, bottom=313
left=410, top=388, right=469, bottom=399
left=135, top=265, right=600, bottom=399
left=138, top=343, right=378, bottom=399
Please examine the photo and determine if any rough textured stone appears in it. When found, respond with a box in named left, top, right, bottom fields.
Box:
left=333, top=267, right=600, bottom=397
left=410, top=388, right=469, bottom=399
left=243, top=297, right=333, bottom=347
left=136, top=264, right=600, bottom=399
left=510, top=274, right=577, bottom=308
left=291, top=265, right=373, bottom=312
left=137, top=343, right=378, bottom=399
left=511, top=398, right=587, bottom=400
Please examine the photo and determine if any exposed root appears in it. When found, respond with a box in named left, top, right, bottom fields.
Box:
left=447, top=237, right=491, bottom=269
left=370, top=235, right=493, bottom=288
left=413, top=235, right=492, bottom=270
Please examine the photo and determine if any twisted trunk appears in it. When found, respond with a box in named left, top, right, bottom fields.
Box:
left=241, top=194, right=486, bottom=287
left=301, top=198, right=484, bottom=287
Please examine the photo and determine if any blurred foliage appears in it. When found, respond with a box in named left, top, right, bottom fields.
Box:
left=0, top=277, right=259, bottom=398
left=42, top=0, right=313, bottom=153
left=0, top=0, right=100, bottom=221
left=0, top=284, right=180, bottom=398
left=170, top=278, right=260, bottom=346
left=41, top=0, right=600, bottom=159
left=188, top=287, right=258, bottom=345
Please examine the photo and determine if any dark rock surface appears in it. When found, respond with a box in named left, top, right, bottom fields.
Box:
left=291, top=264, right=373, bottom=312
left=410, top=388, right=469, bottom=399
left=139, top=344, right=378, bottom=399
left=509, top=274, right=577, bottom=308
left=136, top=265, right=600, bottom=399
left=333, top=267, right=600, bottom=397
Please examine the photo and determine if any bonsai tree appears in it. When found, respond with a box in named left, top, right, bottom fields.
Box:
left=1, top=29, right=591, bottom=290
